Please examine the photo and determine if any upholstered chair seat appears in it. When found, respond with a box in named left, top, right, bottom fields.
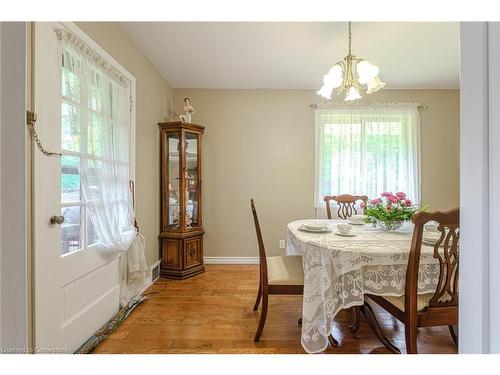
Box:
left=382, top=294, right=434, bottom=312
left=267, top=256, right=304, bottom=286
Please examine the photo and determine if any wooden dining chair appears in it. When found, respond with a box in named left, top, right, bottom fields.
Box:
left=362, top=208, right=459, bottom=354
left=323, top=193, right=368, bottom=333
left=324, top=194, right=368, bottom=220
left=250, top=199, right=304, bottom=342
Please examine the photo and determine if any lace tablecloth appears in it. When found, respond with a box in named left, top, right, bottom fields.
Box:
left=286, top=219, right=439, bottom=354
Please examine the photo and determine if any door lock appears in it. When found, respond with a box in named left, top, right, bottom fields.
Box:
left=50, top=215, right=65, bottom=225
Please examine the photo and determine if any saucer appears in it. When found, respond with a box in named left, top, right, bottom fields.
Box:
left=348, top=221, right=365, bottom=226
left=335, top=232, right=356, bottom=237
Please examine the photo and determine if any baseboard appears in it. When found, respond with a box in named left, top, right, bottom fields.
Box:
left=203, top=257, right=259, bottom=264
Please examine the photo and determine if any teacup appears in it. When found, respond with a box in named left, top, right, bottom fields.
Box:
left=337, top=223, right=352, bottom=235
left=349, top=215, right=366, bottom=224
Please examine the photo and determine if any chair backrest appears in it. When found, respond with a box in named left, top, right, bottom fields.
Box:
left=250, top=199, right=268, bottom=288
left=324, top=194, right=368, bottom=219
left=405, top=208, right=459, bottom=315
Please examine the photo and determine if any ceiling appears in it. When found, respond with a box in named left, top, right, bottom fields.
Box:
left=119, top=22, right=459, bottom=90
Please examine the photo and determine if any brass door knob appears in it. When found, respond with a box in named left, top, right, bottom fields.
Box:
left=50, top=215, right=65, bottom=225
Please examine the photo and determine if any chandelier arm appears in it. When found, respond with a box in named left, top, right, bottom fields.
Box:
left=338, top=60, right=348, bottom=95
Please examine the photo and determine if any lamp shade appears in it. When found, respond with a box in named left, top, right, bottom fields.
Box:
left=325, top=64, right=343, bottom=88
left=344, top=86, right=361, bottom=101
left=366, top=75, right=386, bottom=94
left=357, top=60, right=379, bottom=84
left=317, top=64, right=344, bottom=99
left=317, top=84, right=334, bottom=100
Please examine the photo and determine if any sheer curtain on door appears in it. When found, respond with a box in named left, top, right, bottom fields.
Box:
left=58, top=30, right=148, bottom=306
left=314, top=103, right=421, bottom=215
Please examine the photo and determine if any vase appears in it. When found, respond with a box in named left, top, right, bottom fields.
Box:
left=377, top=220, right=404, bottom=231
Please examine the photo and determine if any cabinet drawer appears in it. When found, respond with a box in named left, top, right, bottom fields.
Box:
left=184, top=238, right=202, bottom=268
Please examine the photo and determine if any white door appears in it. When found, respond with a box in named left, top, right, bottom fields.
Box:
left=33, top=22, right=135, bottom=353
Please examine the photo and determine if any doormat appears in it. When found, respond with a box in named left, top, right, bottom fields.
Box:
left=74, top=296, right=147, bottom=354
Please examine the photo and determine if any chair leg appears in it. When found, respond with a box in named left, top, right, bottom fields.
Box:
left=328, top=334, right=339, bottom=348
left=361, top=302, right=401, bottom=354
left=448, top=325, right=458, bottom=346
left=254, top=291, right=268, bottom=342
left=253, top=282, right=262, bottom=311
left=404, top=321, right=418, bottom=354
left=349, top=306, right=361, bottom=333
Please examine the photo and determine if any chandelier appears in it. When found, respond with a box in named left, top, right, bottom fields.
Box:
left=317, top=22, right=385, bottom=101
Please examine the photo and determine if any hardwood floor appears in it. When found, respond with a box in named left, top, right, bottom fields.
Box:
left=93, top=265, right=458, bottom=354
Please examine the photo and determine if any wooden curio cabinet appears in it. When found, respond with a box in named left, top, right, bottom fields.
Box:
left=159, top=121, right=204, bottom=279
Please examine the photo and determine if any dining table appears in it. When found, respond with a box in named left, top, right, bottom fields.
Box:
left=286, top=218, right=441, bottom=354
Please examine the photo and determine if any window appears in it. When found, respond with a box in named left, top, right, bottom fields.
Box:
left=314, top=104, right=420, bottom=208
left=59, top=31, right=135, bottom=255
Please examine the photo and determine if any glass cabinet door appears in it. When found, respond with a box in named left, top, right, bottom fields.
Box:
left=184, top=131, right=200, bottom=228
left=166, top=132, right=181, bottom=230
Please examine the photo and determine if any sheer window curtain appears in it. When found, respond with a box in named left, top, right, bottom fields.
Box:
left=59, top=31, right=148, bottom=306
left=314, top=104, right=421, bottom=216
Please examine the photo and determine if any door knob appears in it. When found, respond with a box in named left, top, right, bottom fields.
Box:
left=50, top=215, right=65, bottom=225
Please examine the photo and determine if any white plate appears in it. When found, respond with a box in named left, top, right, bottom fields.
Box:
left=298, top=225, right=331, bottom=233
left=335, top=232, right=356, bottom=237
left=302, top=223, right=329, bottom=230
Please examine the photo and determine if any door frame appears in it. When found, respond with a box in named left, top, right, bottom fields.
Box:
left=0, top=22, right=29, bottom=352
left=460, top=21, right=500, bottom=353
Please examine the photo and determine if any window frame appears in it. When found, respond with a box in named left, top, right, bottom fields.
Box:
left=314, top=105, right=421, bottom=208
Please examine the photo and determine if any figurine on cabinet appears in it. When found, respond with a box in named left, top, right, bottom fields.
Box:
left=179, top=97, right=195, bottom=123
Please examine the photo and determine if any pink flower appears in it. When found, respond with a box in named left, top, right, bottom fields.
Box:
left=370, top=198, right=381, bottom=204
left=396, top=192, right=407, bottom=199
left=388, top=195, right=398, bottom=204
left=403, top=199, right=412, bottom=207
left=381, top=192, right=392, bottom=197
left=360, top=202, right=366, bottom=209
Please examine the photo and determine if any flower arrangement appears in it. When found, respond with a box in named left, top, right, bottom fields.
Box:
left=361, top=192, right=417, bottom=231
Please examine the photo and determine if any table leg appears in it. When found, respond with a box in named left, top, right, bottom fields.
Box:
left=349, top=306, right=361, bottom=332
left=360, top=302, right=400, bottom=353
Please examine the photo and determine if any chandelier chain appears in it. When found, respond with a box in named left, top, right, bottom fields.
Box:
left=348, top=21, right=352, bottom=56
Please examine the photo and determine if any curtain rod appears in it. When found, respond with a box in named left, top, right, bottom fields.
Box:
left=310, top=103, right=428, bottom=110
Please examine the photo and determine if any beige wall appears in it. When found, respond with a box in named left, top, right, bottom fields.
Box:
left=76, top=22, right=173, bottom=266
left=173, top=89, right=460, bottom=258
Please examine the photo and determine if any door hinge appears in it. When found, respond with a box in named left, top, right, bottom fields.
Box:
left=129, top=96, right=134, bottom=112
left=26, top=110, right=61, bottom=157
